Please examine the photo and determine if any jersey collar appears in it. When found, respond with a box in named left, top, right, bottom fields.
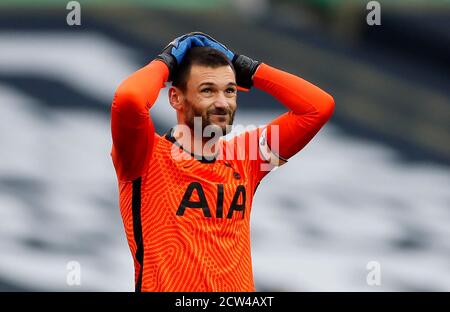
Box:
left=164, top=128, right=217, bottom=164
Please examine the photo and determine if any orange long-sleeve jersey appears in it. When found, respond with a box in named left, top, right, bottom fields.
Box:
left=111, top=60, right=334, bottom=292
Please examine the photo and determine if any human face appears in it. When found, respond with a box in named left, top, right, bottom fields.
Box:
left=182, top=64, right=237, bottom=135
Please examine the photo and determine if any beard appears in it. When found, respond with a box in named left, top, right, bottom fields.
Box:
left=184, top=97, right=235, bottom=137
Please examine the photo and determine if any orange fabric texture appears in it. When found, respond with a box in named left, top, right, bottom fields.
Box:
left=254, top=63, right=335, bottom=161
left=111, top=60, right=334, bottom=291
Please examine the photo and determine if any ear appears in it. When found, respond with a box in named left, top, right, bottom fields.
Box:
left=168, top=86, right=184, bottom=110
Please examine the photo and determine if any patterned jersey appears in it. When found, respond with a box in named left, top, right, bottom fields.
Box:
left=117, top=128, right=266, bottom=291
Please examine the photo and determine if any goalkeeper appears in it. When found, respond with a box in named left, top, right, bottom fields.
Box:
left=111, top=32, right=335, bottom=291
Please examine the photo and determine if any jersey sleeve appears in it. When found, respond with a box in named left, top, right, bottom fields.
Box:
left=251, top=63, right=335, bottom=183
left=111, top=60, right=169, bottom=182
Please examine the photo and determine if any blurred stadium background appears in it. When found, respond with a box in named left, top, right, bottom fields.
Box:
left=0, top=0, right=449, bottom=291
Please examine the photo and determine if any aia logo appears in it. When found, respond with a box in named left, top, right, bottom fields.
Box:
left=176, top=182, right=246, bottom=219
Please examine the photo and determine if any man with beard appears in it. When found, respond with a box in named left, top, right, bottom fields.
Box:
left=110, top=32, right=334, bottom=292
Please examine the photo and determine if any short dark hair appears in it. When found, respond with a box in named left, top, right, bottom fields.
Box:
left=172, top=47, right=235, bottom=91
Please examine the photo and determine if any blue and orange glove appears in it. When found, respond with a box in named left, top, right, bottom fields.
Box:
left=156, top=32, right=207, bottom=78
left=156, top=32, right=261, bottom=89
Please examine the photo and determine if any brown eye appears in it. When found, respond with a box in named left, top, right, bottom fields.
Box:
left=226, top=88, right=237, bottom=94
left=201, top=88, right=212, bottom=93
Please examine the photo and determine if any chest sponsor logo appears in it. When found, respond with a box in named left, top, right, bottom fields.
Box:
left=176, top=182, right=246, bottom=219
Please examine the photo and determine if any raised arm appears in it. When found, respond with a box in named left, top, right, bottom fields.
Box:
left=179, top=33, right=335, bottom=181
left=111, top=60, right=168, bottom=181
left=111, top=32, right=227, bottom=181
left=254, top=63, right=335, bottom=161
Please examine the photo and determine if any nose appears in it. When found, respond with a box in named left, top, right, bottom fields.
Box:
left=214, top=92, right=229, bottom=109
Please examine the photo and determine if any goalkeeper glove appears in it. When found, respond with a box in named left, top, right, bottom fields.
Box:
left=157, top=32, right=261, bottom=89
left=156, top=32, right=207, bottom=80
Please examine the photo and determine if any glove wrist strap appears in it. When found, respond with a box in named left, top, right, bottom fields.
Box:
left=233, top=54, right=261, bottom=89
left=155, top=53, right=177, bottom=81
